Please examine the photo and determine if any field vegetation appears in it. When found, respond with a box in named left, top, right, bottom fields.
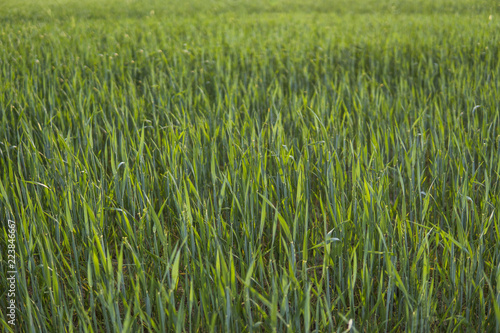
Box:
left=1, top=0, right=499, bottom=331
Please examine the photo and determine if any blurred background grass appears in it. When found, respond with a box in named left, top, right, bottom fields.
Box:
left=1, top=0, right=498, bottom=22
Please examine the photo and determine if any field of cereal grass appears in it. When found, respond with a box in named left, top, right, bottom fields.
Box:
left=1, top=0, right=500, bottom=331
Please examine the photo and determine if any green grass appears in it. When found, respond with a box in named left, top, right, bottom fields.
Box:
left=1, top=0, right=500, bottom=331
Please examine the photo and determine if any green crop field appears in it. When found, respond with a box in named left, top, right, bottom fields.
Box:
left=1, top=0, right=499, bottom=331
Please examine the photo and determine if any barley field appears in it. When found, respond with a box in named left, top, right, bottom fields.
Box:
left=1, top=0, right=499, bottom=332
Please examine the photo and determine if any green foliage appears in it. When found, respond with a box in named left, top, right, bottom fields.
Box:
left=0, top=0, right=499, bottom=331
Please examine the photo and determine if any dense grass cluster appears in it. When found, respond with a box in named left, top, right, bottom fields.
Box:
left=1, top=0, right=500, bottom=331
